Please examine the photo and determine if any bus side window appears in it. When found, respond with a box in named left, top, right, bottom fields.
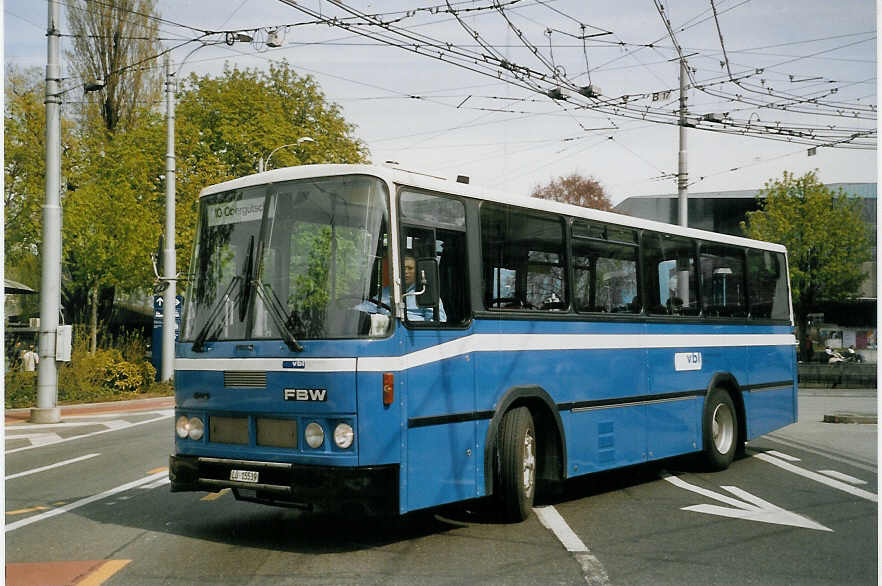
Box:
left=399, top=189, right=468, bottom=325
left=481, top=204, right=567, bottom=311
left=572, top=221, right=639, bottom=314
left=642, top=232, right=698, bottom=316
left=699, top=244, right=747, bottom=318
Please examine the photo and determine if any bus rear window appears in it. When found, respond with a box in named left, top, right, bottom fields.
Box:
left=747, top=250, right=789, bottom=320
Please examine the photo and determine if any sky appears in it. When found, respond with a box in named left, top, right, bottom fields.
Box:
left=4, top=0, right=877, bottom=205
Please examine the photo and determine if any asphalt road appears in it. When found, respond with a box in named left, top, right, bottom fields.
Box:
left=5, top=390, right=877, bottom=585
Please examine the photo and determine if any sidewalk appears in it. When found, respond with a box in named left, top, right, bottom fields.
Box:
left=5, top=396, right=174, bottom=424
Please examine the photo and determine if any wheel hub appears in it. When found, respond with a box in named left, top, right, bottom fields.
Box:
left=712, top=403, right=734, bottom=454
left=522, top=429, right=536, bottom=494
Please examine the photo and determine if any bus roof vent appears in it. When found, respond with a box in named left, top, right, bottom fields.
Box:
left=456, top=175, right=470, bottom=184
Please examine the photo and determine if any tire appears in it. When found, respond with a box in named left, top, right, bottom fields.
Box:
left=701, top=388, right=738, bottom=471
left=497, top=406, right=537, bottom=522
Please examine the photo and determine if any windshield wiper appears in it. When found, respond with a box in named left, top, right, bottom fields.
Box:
left=192, top=276, right=242, bottom=353
left=253, top=280, right=304, bottom=352
left=239, top=235, right=255, bottom=322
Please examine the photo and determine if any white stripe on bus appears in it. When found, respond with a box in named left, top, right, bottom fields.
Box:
left=176, top=333, right=796, bottom=373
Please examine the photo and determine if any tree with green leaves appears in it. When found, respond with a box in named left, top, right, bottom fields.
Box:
left=174, top=60, right=369, bottom=272
left=5, top=67, right=47, bottom=268
left=530, top=173, right=613, bottom=211
left=62, top=108, right=166, bottom=351
left=58, top=0, right=164, bottom=351
left=4, top=66, right=79, bottom=268
left=741, top=170, right=870, bottom=360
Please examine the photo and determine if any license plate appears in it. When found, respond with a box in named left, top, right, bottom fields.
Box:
left=230, top=469, right=259, bottom=483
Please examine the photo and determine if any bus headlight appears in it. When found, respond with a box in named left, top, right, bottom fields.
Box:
left=176, top=415, right=190, bottom=438
left=188, top=417, right=204, bottom=441
left=305, top=422, right=324, bottom=448
left=176, top=416, right=204, bottom=440
left=334, top=423, right=354, bottom=449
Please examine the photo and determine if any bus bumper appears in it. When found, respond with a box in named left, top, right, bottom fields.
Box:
left=169, top=454, right=398, bottom=516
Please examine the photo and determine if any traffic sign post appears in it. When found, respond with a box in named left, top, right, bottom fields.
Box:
left=152, top=295, right=182, bottom=380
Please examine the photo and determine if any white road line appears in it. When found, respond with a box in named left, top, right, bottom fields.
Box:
left=101, top=420, right=132, bottom=430
left=534, top=506, right=610, bottom=585
left=62, top=410, right=170, bottom=420
left=8, top=420, right=133, bottom=431
left=818, top=470, right=867, bottom=485
left=139, top=477, right=170, bottom=490
left=5, top=453, right=101, bottom=480
left=5, top=471, right=168, bottom=532
left=762, top=435, right=877, bottom=473
left=5, top=413, right=173, bottom=455
left=6, top=432, right=64, bottom=446
left=8, top=421, right=115, bottom=430
left=754, top=453, right=877, bottom=502
left=766, top=450, right=801, bottom=462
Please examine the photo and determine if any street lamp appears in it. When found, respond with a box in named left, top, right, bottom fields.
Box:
left=258, top=137, right=315, bottom=172
left=158, top=39, right=250, bottom=383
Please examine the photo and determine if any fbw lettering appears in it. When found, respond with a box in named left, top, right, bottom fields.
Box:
left=283, top=388, right=328, bottom=402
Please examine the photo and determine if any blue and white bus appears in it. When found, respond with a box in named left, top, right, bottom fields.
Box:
left=169, top=164, right=796, bottom=521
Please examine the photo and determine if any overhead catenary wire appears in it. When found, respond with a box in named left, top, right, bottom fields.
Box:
left=271, top=0, right=872, bottom=149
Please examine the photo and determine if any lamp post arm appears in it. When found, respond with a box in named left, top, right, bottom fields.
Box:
left=261, top=137, right=315, bottom=172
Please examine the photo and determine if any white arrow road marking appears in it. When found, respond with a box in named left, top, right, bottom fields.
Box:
left=662, top=473, right=832, bottom=532
left=754, top=452, right=877, bottom=502
left=6, top=453, right=100, bottom=480
left=534, top=506, right=610, bottom=585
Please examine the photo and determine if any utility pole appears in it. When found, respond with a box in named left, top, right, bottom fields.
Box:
left=161, top=53, right=177, bottom=382
left=33, top=0, right=63, bottom=424
left=677, top=58, right=688, bottom=228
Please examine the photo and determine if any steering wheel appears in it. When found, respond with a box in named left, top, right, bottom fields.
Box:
left=334, top=295, right=391, bottom=312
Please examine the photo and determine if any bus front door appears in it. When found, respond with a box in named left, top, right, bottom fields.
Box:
left=402, top=329, right=476, bottom=513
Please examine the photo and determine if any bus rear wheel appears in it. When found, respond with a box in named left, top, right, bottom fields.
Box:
left=497, top=406, right=536, bottom=522
left=701, top=388, right=738, bottom=471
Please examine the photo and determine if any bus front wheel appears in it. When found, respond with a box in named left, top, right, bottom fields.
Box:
left=497, top=406, right=536, bottom=522
left=701, top=388, right=738, bottom=471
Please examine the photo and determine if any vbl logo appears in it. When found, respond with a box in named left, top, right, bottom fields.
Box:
left=685, top=352, right=701, bottom=364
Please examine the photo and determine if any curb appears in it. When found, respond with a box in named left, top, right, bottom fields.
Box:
left=823, top=412, right=877, bottom=424
left=5, top=396, right=174, bottom=423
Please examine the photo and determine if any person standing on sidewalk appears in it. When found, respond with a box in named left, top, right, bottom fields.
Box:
left=21, top=345, right=39, bottom=372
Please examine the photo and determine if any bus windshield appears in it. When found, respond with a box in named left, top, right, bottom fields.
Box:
left=182, top=175, right=390, bottom=344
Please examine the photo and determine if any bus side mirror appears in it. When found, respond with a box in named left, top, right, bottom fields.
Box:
left=415, top=258, right=440, bottom=308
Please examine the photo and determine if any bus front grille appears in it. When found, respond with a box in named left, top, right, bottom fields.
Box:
left=257, top=418, right=298, bottom=448
left=209, top=416, right=249, bottom=444
left=224, top=371, right=266, bottom=388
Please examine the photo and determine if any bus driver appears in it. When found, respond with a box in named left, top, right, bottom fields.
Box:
left=359, top=255, right=446, bottom=322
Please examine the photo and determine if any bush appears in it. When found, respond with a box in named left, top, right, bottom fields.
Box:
left=5, top=372, right=38, bottom=408
left=4, top=326, right=172, bottom=408
left=103, top=360, right=146, bottom=392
